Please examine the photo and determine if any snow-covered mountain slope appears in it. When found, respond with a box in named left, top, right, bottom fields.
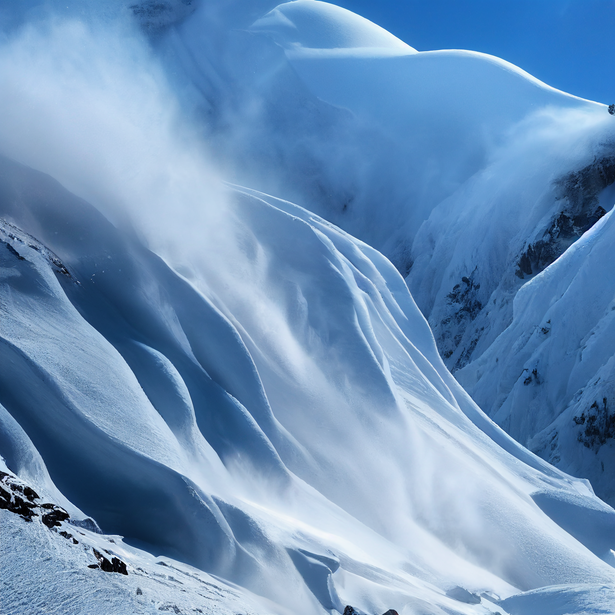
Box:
left=154, top=0, right=615, bottom=391
left=2, top=153, right=615, bottom=612
left=158, top=0, right=615, bottom=512
left=1, top=1, right=615, bottom=614
left=457, top=207, right=615, bottom=506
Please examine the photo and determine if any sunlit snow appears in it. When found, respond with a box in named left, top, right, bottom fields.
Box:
left=1, top=2, right=614, bottom=615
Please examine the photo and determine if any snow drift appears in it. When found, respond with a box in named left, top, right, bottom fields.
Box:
left=1, top=1, right=615, bottom=614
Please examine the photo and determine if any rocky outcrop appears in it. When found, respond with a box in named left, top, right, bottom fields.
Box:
left=434, top=154, right=615, bottom=375
left=0, top=471, right=39, bottom=521
left=434, top=271, right=483, bottom=370
left=0, top=470, right=70, bottom=526
left=573, top=397, right=615, bottom=451
left=1, top=219, right=78, bottom=282
left=130, top=0, right=197, bottom=31
left=1, top=470, right=130, bottom=575
left=516, top=156, right=615, bottom=280
left=90, top=548, right=129, bottom=575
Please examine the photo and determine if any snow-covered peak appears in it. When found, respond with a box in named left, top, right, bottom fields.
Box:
left=251, top=1, right=414, bottom=53
left=2, top=2, right=615, bottom=614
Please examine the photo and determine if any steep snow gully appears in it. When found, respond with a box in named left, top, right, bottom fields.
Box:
left=1, top=2, right=615, bottom=615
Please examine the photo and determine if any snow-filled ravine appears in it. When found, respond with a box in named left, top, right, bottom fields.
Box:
left=1, top=1, right=615, bottom=615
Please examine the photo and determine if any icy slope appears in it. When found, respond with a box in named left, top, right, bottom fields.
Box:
left=457, top=208, right=615, bottom=506
left=157, top=0, right=615, bottom=377
left=2, top=153, right=615, bottom=614
left=1, top=1, right=615, bottom=613
left=227, top=1, right=615, bottom=508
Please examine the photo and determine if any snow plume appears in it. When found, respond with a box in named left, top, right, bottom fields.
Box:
left=0, top=13, right=231, bottom=269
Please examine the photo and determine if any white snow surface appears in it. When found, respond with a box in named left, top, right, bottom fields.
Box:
left=251, top=1, right=414, bottom=53
left=1, top=1, right=615, bottom=614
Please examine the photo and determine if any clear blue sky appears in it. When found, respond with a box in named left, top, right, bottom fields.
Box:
left=336, top=0, right=615, bottom=104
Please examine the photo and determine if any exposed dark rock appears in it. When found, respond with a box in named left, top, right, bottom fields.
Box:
left=454, top=327, right=484, bottom=372
left=157, top=604, right=181, bottom=613
left=41, top=505, right=70, bottom=528
left=0, top=472, right=39, bottom=521
left=381, top=610, right=399, bottom=615
left=129, top=0, right=195, bottom=32
left=343, top=606, right=359, bottom=615
left=522, top=368, right=540, bottom=386
left=436, top=271, right=483, bottom=368
left=93, top=548, right=129, bottom=575
left=516, top=156, right=615, bottom=280
left=574, top=397, right=615, bottom=450
left=5, top=493, right=38, bottom=521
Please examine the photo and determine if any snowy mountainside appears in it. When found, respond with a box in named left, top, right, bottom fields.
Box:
left=1, top=1, right=615, bottom=614
left=457, top=207, right=615, bottom=506
left=162, top=0, right=615, bottom=511
left=2, top=155, right=615, bottom=613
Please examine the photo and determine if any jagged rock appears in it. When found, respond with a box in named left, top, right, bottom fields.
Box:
left=574, top=397, right=615, bottom=450
left=0, top=473, right=39, bottom=521
left=381, top=610, right=399, bottom=615
left=130, top=0, right=196, bottom=31
left=343, top=606, right=359, bottom=615
left=516, top=156, right=615, bottom=280
left=435, top=271, right=483, bottom=368
left=93, top=548, right=128, bottom=575
left=41, top=504, right=70, bottom=528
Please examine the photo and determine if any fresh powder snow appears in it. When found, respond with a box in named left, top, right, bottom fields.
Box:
left=0, top=2, right=614, bottom=615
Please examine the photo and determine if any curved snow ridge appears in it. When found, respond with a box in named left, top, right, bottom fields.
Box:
left=251, top=0, right=415, bottom=52
left=2, top=156, right=615, bottom=612
left=247, top=9, right=602, bottom=263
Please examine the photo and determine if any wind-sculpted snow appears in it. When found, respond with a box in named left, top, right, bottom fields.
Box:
left=213, top=0, right=615, bottom=519
left=1, top=2, right=615, bottom=614
left=2, top=154, right=615, bottom=613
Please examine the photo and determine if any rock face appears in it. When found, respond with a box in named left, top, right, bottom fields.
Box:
left=515, top=156, right=615, bottom=280
left=40, top=502, right=70, bottom=528
left=1, top=469, right=129, bottom=575
left=437, top=273, right=483, bottom=369
left=92, top=548, right=129, bottom=575
left=0, top=471, right=39, bottom=521
left=573, top=398, right=615, bottom=451
left=0, top=470, right=69, bottom=525
left=427, top=154, right=615, bottom=375
left=130, top=0, right=198, bottom=31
